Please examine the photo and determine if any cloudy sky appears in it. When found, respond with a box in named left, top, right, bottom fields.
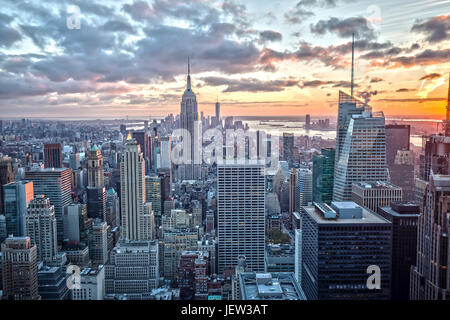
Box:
left=0, top=0, right=449, bottom=119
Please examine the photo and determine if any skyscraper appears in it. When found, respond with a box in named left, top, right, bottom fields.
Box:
left=1, top=236, right=40, bottom=300
left=145, top=175, right=162, bottom=228
left=0, top=156, right=15, bottom=215
left=105, top=240, right=159, bottom=300
left=25, top=196, right=58, bottom=263
left=132, top=130, right=152, bottom=174
left=419, top=77, right=450, bottom=181
left=87, top=145, right=106, bottom=221
left=25, top=168, right=72, bottom=244
left=333, top=97, right=388, bottom=201
left=87, top=145, right=104, bottom=188
left=378, top=202, right=420, bottom=300
left=296, top=168, right=313, bottom=210
left=3, top=181, right=34, bottom=236
left=312, top=148, right=335, bottom=204
left=217, top=161, right=265, bottom=273
left=390, top=150, right=415, bottom=201
left=302, top=202, right=392, bottom=300
left=283, top=133, right=294, bottom=167
left=215, top=101, right=220, bottom=124
left=352, top=181, right=402, bottom=212
left=179, top=59, right=200, bottom=180
left=410, top=173, right=450, bottom=300
left=91, top=220, right=108, bottom=265
left=43, top=143, right=63, bottom=168
left=385, top=124, right=410, bottom=165
left=120, top=134, right=149, bottom=240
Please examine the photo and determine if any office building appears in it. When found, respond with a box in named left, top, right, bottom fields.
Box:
left=179, top=59, right=200, bottom=180
left=0, top=215, right=6, bottom=243
left=44, top=143, right=63, bottom=168
left=296, top=168, right=312, bottom=210
left=410, top=173, right=450, bottom=300
left=25, top=196, right=58, bottom=262
left=63, top=203, right=87, bottom=243
left=302, top=202, right=392, bottom=300
left=71, top=266, right=105, bottom=300
left=25, top=167, right=72, bottom=243
left=62, top=243, right=90, bottom=267
left=352, top=181, right=402, bottom=212
left=178, top=251, right=209, bottom=300
left=390, top=150, right=415, bottom=201
left=3, top=181, right=34, bottom=236
left=120, top=133, right=148, bottom=240
left=132, top=130, right=152, bottom=174
left=312, top=148, right=335, bottom=204
left=283, top=133, right=294, bottom=167
left=145, top=175, right=162, bottom=227
left=91, top=220, right=108, bottom=265
left=106, top=188, right=120, bottom=228
left=294, top=229, right=302, bottom=286
left=1, top=236, right=40, bottom=300
left=86, top=145, right=106, bottom=221
left=385, top=124, right=410, bottom=165
left=0, top=156, right=15, bottom=215
left=333, top=94, right=388, bottom=201
left=289, top=169, right=296, bottom=216
left=69, top=153, right=80, bottom=171
left=37, top=265, right=70, bottom=300
left=217, top=161, right=265, bottom=273
left=378, top=202, right=420, bottom=300
left=105, top=240, right=159, bottom=300
left=162, top=228, right=198, bottom=280
left=215, top=101, right=220, bottom=123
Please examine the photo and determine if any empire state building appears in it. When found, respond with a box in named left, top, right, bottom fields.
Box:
left=179, top=59, right=201, bottom=180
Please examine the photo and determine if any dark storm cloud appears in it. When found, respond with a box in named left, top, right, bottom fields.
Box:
left=310, top=17, right=377, bottom=40
left=387, top=48, right=450, bottom=68
left=300, top=79, right=359, bottom=88
left=0, top=13, right=22, bottom=48
left=396, top=88, right=416, bottom=93
left=259, top=30, right=282, bottom=42
left=370, top=77, right=384, bottom=83
left=412, top=15, right=450, bottom=43
left=0, top=27, right=22, bottom=48
left=101, top=20, right=136, bottom=34
left=419, top=73, right=442, bottom=81
left=200, top=76, right=299, bottom=93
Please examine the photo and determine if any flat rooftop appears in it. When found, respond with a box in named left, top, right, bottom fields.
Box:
left=353, top=181, right=401, bottom=190
left=303, top=204, right=390, bottom=225
left=239, top=272, right=306, bottom=300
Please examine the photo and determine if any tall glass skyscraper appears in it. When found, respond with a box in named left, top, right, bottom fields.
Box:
left=217, top=161, right=265, bottom=273
left=25, top=168, right=72, bottom=244
left=312, top=148, right=335, bottom=204
left=333, top=92, right=388, bottom=201
left=3, top=181, right=34, bottom=236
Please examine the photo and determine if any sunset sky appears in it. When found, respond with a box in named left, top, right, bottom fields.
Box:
left=0, top=0, right=449, bottom=119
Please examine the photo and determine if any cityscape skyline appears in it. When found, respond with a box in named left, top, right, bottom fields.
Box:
left=0, top=0, right=449, bottom=119
left=1, top=0, right=450, bottom=304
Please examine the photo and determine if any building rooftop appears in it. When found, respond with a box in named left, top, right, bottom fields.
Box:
left=239, top=272, right=306, bottom=300
left=353, top=181, right=401, bottom=190
left=304, top=202, right=390, bottom=225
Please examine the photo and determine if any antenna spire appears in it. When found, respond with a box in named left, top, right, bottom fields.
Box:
left=445, top=72, right=450, bottom=136
left=186, top=56, right=191, bottom=90
left=447, top=72, right=450, bottom=104
left=351, top=33, right=355, bottom=98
